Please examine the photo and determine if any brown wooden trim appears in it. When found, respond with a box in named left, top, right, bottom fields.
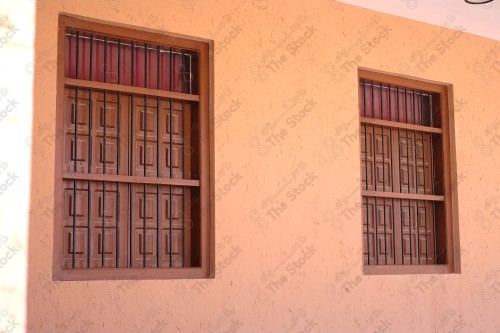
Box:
left=440, top=86, right=459, bottom=272
left=361, top=190, right=444, bottom=202
left=363, top=264, right=452, bottom=275
left=446, top=86, right=461, bottom=273
left=360, top=117, right=442, bottom=134
left=358, top=67, right=448, bottom=94
left=207, top=41, right=215, bottom=278
left=53, top=15, right=68, bottom=279
left=53, top=267, right=209, bottom=281
left=59, top=14, right=211, bottom=51
left=63, top=172, right=200, bottom=187
left=65, top=78, right=200, bottom=102
left=198, top=42, right=212, bottom=278
left=54, top=14, right=214, bottom=280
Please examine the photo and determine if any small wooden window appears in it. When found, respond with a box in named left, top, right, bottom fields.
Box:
left=359, top=69, right=459, bottom=275
left=53, top=15, right=213, bottom=280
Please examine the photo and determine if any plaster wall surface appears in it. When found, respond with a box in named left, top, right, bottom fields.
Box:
left=28, top=1, right=500, bottom=332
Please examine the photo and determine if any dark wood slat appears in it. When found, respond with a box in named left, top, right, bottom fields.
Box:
left=362, top=190, right=444, bottom=202
left=65, top=78, right=200, bottom=102
left=360, top=117, right=442, bottom=134
left=64, top=172, right=200, bottom=187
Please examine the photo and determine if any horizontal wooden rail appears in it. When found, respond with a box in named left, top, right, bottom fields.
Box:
left=63, top=172, right=200, bottom=187
left=363, top=264, right=452, bottom=275
left=361, top=190, right=444, bottom=202
left=360, top=117, right=442, bottom=134
left=65, top=78, right=200, bottom=102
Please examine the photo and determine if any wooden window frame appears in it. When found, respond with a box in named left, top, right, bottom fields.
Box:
left=52, top=14, right=214, bottom=281
left=358, top=68, right=460, bottom=275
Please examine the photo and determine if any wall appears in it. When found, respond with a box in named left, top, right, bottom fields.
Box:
left=28, top=0, right=500, bottom=332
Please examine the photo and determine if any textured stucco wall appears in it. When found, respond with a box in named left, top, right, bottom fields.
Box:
left=28, top=1, right=500, bottom=332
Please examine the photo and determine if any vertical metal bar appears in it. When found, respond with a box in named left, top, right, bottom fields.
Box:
left=144, top=43, right=148, bottom=175
left=130, top=41, right=135, bottom=268
left=87, top=120, right=91, bottom=268
left=87, top=33, right=93, bottom=269
left=72, top=31, right=80, bottom=269
left=157, top=46, right=162, bottom=90
left=143, top=43, right=147, bottom=268
left=118, top=40, right=121, bottom=85
left=413, top=90, right=420, bottom=264
left=430, top=92, right=433, bottom=128
left=429, top=93, right=437, bottom=262
left=169, top=47, right=174, bottom=267
left=397, top=86, right=404, bottom=265
left=404, top=88, right=412, bottom=264
left=129, top=95, right=133, bottom=268
left=131, top=41, right=135, bottom=86
left=189, top=52, right=193, bottom=94
left=363, top=80, right=370, bottom=265
left=102, top=122, right=106, bottom=268
left=156, top=45, right=160, bottom=268
left=143, top=183, right=146, bottom=268
left=422, top=94, right=429, bottom=264
left=371, top=82, right=379, bottom=264
left=103, top=36, right=107, bottom=84
left=380, top=83, right=387, bottom=265
left=102, top=36, right=108, bottom=268
left=182, top=49, right=186, bottom=267
left=388, top=84, right=396, bottom=264
left=420, top=91, right=424, bottom=126
left=116, top=40, right=121, bottom=268
left=116, top=185, right=119, bottom=268
left=75, top=31, right=79, bottom=81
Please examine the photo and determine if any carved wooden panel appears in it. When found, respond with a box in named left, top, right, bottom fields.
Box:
left=64, top=89, right=90, bottom=173
left=400, top=199, right=435, bottom=264
left=64, top=88, right=129, bottom=175
left=363, top=197, right=395, bottom=265
left=362, top=197, right=436, bottom=265
left=62, top=180, right=129, bottom=269
left=130, top=185, right=191, bottom=268
left=361, top=125, right=393, bottom=192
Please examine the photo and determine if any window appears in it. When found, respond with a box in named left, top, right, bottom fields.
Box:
left=53, top=15, right=213, bottom=280
left=358, top=69, right=459, bottom=274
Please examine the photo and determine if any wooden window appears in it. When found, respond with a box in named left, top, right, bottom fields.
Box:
left=359, top=69, right=460, bottom=275
left=53, top=15, right=214, bottom=280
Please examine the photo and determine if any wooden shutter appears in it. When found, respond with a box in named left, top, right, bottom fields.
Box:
left=61, top=28, right=201, bottom=271
left=359, top=79, right=445, bottom=266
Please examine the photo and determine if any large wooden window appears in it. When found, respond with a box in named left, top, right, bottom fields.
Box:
left=53, top=15, right=213, bottom=280
left=359, top=69, right=459, bottom=274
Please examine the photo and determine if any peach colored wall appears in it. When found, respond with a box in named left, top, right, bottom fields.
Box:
left=29, top=1, right=500, bottom=332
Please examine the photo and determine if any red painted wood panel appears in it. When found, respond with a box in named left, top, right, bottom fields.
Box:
left=65, top=32, right=194, bottom=93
